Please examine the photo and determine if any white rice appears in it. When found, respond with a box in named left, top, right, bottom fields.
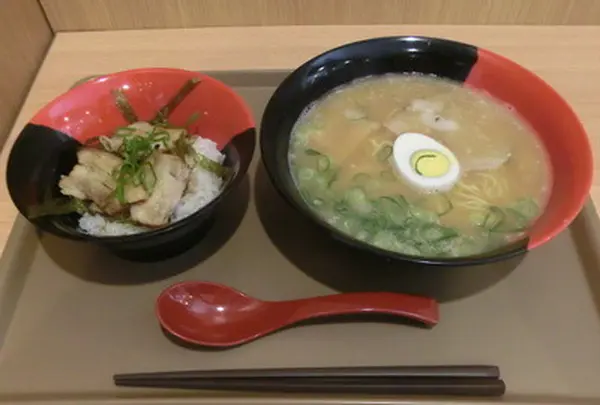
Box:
left=79, top=213, right=148, bottom=236
left=172, top=137, right=225, bottom=221
left=78, top=136, right=225, bottom=237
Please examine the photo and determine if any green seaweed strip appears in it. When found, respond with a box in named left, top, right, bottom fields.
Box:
left=197, top=153, right=228, bottom=177
left=111, top=89, right=139, bottom=123
left=153, top=78, right=201, bottom=125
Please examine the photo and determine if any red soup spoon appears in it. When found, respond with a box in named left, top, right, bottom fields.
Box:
left=156, top=281, right=439, bottom=348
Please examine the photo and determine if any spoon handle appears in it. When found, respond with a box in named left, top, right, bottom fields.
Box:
left=285, top=292, right=439, bottom=326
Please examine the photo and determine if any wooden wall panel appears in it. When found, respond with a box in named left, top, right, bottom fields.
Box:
left=40, top=0, right=600, bottom=32
left=0, top=0, right=53, bottom=147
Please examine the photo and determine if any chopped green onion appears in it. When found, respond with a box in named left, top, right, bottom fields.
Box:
left=345, top=187, right=372, bottom=215
left=394, top=195, right=410, bottom=209
left=196, top=153, right=228, bottom=177
left=409, top=206, right=439, bottom=223
left=376, top=196, right=409, bottom=225
left=482, top=206, right=505, bottom=230
left=376, top=144, right=393, bottom=161
left=334, top=200, right=350, bottom=214
left=327, top=169, right=339, bottom=187
left=419, top=223, right=458, bottom=242
left=301, top=190, right=324, bottom=207
left=362, top=218, right=384, bottom=235
left=298, top=167, right=315, bottom=182
left=491, top=208, right=529, bottom=233
left=317, top=155, right=330, bottom=172
left=111, top=126, right=174, bottom=203
left=510, top=198, right=539, bottom=219
left=305, top=148, right=322, bottom=156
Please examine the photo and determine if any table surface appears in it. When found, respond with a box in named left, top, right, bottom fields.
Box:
left=0, top=25, right=598, bottom=255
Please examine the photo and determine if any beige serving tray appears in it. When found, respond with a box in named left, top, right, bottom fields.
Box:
left=0, top=71, right=599, bottom=405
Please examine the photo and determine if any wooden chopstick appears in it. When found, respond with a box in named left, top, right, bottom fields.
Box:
left=114, top=376, right=505, bottom=397
left=114, top=365, right=499, bottom=381
left=113, top=365, right=505, bottom=397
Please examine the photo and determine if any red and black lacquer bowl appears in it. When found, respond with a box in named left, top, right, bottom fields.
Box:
left=260, top=36, right=593, bottom=266
left=6, top=68, right=256, bottom=261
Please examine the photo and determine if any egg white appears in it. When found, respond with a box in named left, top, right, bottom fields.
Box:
left=391, top=132, right=461, bottom=192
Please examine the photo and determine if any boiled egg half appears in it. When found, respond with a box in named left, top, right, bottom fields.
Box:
left=391, top=132, right=461, bottom=192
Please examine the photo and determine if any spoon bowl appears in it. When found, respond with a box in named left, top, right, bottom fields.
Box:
left=156, top=281, right=439, bottom=348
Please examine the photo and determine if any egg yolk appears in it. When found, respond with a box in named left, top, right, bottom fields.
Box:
left=410, top=150, right=451, bottom=178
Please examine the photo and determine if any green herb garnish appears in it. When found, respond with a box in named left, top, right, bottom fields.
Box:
left=197, top=153, right=228, bottom=177
left=111, top=126, right=170, bottom=203
left=173, top=135, right=228, bottom=178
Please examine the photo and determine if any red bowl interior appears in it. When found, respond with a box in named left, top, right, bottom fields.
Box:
left=30, top=67, right=255, bottom=149
left=465, top=49, right=593, bottom=250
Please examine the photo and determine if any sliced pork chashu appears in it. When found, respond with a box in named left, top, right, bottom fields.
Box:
left=130, top=153, right=191, bottom=227
left=100, top=122, right=186, bottom=155
left=59, top=148, right=124, bottom=215
left=58, top=148, right=150, bottom=214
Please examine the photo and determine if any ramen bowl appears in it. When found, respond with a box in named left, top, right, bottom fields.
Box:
left=6, top=68, right=256, bottom=261
left=260, top=36, right=593, bottom=266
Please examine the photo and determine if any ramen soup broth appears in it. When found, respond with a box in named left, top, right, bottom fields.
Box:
left=288, top=74, right=551, bottom=258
